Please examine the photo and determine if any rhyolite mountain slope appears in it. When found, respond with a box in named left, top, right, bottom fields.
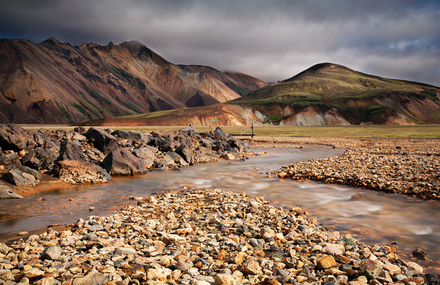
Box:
left=83, top=63, right=440, bottom=127
left=230, top=63, right=440, bottom=125
left=0, top=38, right=266, bottom=124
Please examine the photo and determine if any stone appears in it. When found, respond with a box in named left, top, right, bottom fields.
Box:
left=8, top=166, right=41, bottom=187
left=412, top=247, right=429, bottom=260
left=145, top=267, right=172, bottom=280
left=179, top=124, right=198, bottom=137
left=240, top=260, right=261, bottom=275
left=360, top=259, right=381, bottom=279
left=0, top=182, right=23, bottom=199
left=406, top=261, right=423, bottom=275
left=41, top=245, right=62, bottom=260
left=0, top=124, right=32, bottom=151
left=112, top=130, right=150, bottom=146
left=215, top=273, right=236, bottom=285
left=85, top=128, right=118, bottom=155
left=317, top=255, right=337, bottom=269
left=0, top=243, right=11, bottom=254
left=220, top=152, right=236, bottom=160
left=33, top=131, right=46, bottom=146
left=133, top=147, right=156, bottom=168
left=114, top=247, right=136, bottom=255
left=0, top=152, right=21, bottom=172
left=57, top=160, right=111, bottom=184
left=59, top=140, right=86, bottom=161
left=102, top=147, right=146, bottom=175
left=22, top=268, right=44, bottom=279
left=22, top=147, right=58, bottom=170
left=72, top=269, right=111, bottom=285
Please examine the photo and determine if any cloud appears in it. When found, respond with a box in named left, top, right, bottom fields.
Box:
left=1, top=0, right=439, bottom=86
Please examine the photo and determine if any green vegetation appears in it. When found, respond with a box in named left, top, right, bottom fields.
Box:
left=72, top=103, right=92, bottom=120
left=56, top=102, right=72, bottom=121
left=102, top=64, right=146, bottom=90
left=229, top=63, right=440, bottom=125
left=78, top=91, right=102, bottom=117
left=87, top=89, right=111, bottom=105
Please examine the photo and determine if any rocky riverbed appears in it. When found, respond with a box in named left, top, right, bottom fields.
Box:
left=1, top=188, right=437, bottom=285
left=251, top=137, right=440, bottom=201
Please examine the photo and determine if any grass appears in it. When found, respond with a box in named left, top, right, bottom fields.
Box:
left=19, top=124, right=440, bottom=139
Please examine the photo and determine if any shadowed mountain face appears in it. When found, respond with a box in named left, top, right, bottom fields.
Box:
left=0, top=38, right=266, bottom=124
left=232, top=63, right=440, bottom=125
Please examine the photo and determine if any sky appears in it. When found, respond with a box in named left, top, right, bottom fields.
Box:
left=1, top=0, right=439, bottom=86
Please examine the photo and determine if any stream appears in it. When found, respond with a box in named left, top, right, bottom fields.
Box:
left=1, top=145, right=439, bottom=271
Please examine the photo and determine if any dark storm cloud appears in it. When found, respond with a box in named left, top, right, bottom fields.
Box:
left=1, top=0, right=439, bottom=86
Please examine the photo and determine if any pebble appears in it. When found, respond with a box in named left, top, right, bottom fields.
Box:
left=0, top=188, right=429, bottom=284
left=263, top=137, right=440, bottom=200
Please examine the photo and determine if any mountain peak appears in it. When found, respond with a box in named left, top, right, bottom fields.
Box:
left=283, top=62, right=351, bottom=82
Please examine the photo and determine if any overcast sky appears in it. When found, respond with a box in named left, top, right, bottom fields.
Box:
left=1, top=0, right=439, bottom=86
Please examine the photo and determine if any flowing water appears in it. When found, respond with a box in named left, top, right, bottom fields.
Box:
left=1, top=145, right=440, bottom=271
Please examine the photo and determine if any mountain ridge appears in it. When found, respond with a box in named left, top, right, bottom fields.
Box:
left=82, top=62, right=440, bottom=127
left=0, top=38, right=266, bottom=124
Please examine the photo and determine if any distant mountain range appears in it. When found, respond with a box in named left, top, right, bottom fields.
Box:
left=1, top=38, right=439, bottom=126
left=0, top=38, right=266, bottom=124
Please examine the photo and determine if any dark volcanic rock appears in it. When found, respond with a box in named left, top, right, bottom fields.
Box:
left=57, top=160, right=111, bottom=184
left=112, top=130, right=150, bottom=146
left=178, top=124, right=198, bottom=137
left=133, top=147, right=156, bottom=168
left=33, top=131, right=46, bottom=146
left=22, top=147, right=58, bottom=170
left=85, top=128, right=117, bottom=155
left=59, top=140, right=86, bottom=161
left=0, top=152, right=21, bottom=173
left=8, top=166, right=41, bottom=186
left=102, top=147, right=146, bottom=176
left=0, top=124, right=32, bottom=151
left=0, top=182, right=23, bottom=199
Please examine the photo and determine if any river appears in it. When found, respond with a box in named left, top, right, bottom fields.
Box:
left=1, top=145, right=439, bottom=272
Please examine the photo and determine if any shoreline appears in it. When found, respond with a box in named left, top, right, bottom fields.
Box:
left=1, top=188, right=436, bottom=284
left=248, top=136, right=440, bottom=201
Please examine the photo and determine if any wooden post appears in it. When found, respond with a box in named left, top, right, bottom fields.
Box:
left=251, top=123, right=254, bottom=139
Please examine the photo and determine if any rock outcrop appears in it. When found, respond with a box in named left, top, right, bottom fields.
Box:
left=0, top=124, right=250, bottom=197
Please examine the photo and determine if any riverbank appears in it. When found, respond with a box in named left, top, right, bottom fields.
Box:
left=247, top=136, right=440, bottom=201
left=1, top=188, right=436, bottom=285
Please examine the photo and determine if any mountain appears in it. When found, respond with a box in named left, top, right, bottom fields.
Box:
left=231, top=63, right=440, bottom=125
left=83, top=62, right=440, bottom=127
left=0, top=38, right=266, bottom=124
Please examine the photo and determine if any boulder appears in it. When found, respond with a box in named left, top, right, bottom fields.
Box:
left=176, top=144, right=196, bottom=165
left=214, top=127, right=231, bottom=140
left=133, top=147, right=156, bottom=168
left=59, top=140, right=86, bottom=161
left=213, top=141, right=235, bottom=153
left=22, top=147, right=58, bottom=170
left=179, top=124, right=198, bottom=137
left=112, top=130, right=150, bottom=146
left=44, top=139, right=61, bottom=152
left=8, top=166, right=41, bottom=187
left=102, top=147, right=146, bottom=176
left=85, top=128, right=117, bottom=155
left=0, top=182, right=23, bottom=199
left=155, top=152, right=188, bottom=169
left=0, top=153, right=21, bottom=173
left=57, top=160, right=112, bottom=184
left=33, top=131, right=46, bottom=146
left=0, top=124, right=32, bottom=151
